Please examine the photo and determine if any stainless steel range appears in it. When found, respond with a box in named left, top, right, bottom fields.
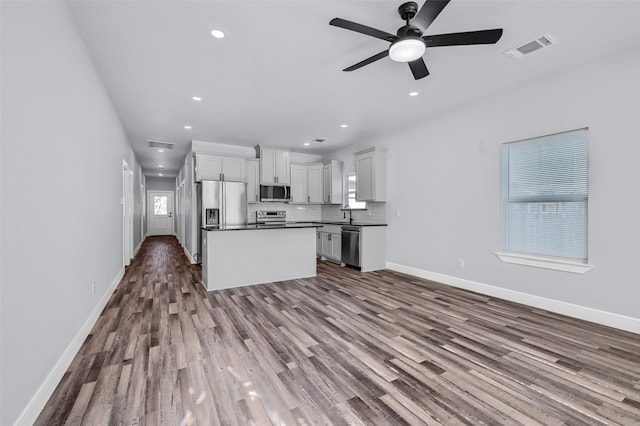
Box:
left=256, top=210, right=291, bottom=225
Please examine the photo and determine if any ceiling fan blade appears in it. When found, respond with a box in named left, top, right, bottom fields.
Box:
left=413, top=0, right=451, bottom=31
left=330, top=18, right=398, bottom=42
left=344, top=50, right=389, bottom=72
left=423, top=29, right=503, bottom=47
left=408, top=58, right=429, bottom=80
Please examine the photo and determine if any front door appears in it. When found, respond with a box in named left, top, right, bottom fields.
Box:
left=147, top=191, right=174, bottom=236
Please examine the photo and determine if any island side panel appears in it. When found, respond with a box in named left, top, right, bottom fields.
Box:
left=361, top=226, right=387, bottom=272
left=203, top=227, right=317, bottom=291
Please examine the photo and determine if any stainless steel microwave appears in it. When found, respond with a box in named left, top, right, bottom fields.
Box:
left=260, top=185, right=290, bottom=202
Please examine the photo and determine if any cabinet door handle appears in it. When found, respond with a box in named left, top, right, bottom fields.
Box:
left=308, top=195, right=310, bottom=202
left=221, top=173, right=224, bottom=181
left=256, top=194, right=258, bottom=201
left=328, top=234, right=332, bottom=241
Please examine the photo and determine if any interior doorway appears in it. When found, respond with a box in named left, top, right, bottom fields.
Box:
left=122, top=160, right=134, bottom=267
left=147, top=190, right=175, bottom=235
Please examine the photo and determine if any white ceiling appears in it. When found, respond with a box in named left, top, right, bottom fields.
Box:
left=65, top=0, right=640, bottom=177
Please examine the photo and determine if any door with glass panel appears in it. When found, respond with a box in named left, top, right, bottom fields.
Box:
left=147, top=191, right=174, bottom=235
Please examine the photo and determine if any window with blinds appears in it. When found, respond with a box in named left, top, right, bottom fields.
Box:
left=501, top=128, right=588, bottom=262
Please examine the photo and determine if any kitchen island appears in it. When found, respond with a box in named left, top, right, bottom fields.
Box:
left=201, top=223, right=319, bottom=291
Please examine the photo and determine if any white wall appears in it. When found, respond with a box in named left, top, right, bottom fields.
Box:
left=0, top=2, right=142, bottom=424
left=145, top=176, right=176, bottom=191
left=327, top=47, right=640, bottom=324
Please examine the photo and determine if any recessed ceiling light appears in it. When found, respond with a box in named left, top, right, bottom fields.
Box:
left=303, top=142, right=310, bottom=146
left=192, top=96, right=202, bottom=102
left=158, top=149, right=165, bottom=153
left=159, top=173, right=163, bottom=176
left=409, top=91, right=419, bottom=97
left=158, top=165, right=164, bottom=169
left=184, top=125, right=192, bottom=130
left=340, top=124, right=348, bottom=128
left=210, top=29, right=225, bottom=39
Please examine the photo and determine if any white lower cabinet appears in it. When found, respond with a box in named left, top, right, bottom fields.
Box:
left=317, top=224, right=342, bottom=263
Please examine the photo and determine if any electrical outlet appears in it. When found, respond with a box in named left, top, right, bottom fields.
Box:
left=92, top=281, right=96, bottom=294
left=457, top=258, right=465, bottom=269
left=396, top=209, right=400, bottom=217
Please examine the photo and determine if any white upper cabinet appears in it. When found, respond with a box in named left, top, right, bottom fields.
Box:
left=195, top=154, right=222, bottom=181
left=290, top=164, right=308, bottom=204
left=221, top=156, right=245, bottom=181
left=323, top=160, right=343, bottom=204
left=245, top=159, right=260, bottom=203
left=255, top=145, right=290, bottom=185
left=307, top=164, right=323, bottom=203
left=195, top=154, right=246, bottom=182
left=290, top=163, right=323, bottom=204
left=355, top=147, right=387, bottom=202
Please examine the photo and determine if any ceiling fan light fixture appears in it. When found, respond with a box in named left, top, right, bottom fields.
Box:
left=389, top=37, right=425, bottom=62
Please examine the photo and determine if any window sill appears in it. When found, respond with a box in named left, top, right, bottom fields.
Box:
left=495, top=252, right=594, bottom=274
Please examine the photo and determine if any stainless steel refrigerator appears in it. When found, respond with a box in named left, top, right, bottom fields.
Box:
left=197, top=180, right=247, bottom=261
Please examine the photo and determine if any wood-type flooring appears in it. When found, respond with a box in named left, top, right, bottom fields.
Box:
left=36, top=236, right=640, bottom=425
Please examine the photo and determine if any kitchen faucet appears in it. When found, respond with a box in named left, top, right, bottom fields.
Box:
left=343, top=205, right=354, bottom=225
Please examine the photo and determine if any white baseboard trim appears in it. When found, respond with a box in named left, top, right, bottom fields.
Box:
left=183, top=245, right=197, bottom=264
left=132, top=238, right=144, bottom=257
left=13, top=267, right=125, bottom=426
left=386, top=262, right=640, bottom=335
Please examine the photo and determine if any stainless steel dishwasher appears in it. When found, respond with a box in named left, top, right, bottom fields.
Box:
left=341, top=225, right=361, bottom=268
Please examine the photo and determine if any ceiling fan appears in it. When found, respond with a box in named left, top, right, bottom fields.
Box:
left=329, top=0, right=503, bottom=80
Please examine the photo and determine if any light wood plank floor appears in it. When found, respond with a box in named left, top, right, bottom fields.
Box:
left=36, top=236, right=640, bottom=425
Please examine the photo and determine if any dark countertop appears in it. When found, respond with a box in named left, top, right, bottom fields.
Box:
left=311, top=221, right=388, bottom=227
left=202, top=223, right=321, bottom=232
left=202, top=222, right=387, bottom=232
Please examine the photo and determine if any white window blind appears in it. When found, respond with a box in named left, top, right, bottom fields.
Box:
left=501, top=128, right=588, bottom=262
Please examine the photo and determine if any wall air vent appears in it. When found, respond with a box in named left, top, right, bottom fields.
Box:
left=504, top=34, right=557, bottom=60
left=313, top=138, right=327, bottom=143
left=145, top=139, right=175, bottom=150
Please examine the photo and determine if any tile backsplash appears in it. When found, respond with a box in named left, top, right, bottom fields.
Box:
left=248, top=202, right=387, bottom=224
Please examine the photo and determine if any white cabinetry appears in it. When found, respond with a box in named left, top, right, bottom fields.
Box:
left=322, top=160, right=343, bottom=204
left=245, top=159, right=260, bottom=203
left=318, top=224, right=342, bottom=263
left=290, top=164, right=307, bottom=204
left=195, top=154, right=246, bottom=182
left=255, top=145, right=290, bottom=185
left=355, top=147, right=387, bottom=202
left=291, top=163, right=323, bottom=204
left=308, top=164, right=323, bottom=203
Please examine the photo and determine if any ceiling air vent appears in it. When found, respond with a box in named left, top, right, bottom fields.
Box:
left=313, top=138, right=327, bottom=143
left=504, top=34, right=557, bottom=60
left=145, top=139, right=175, bottom=150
